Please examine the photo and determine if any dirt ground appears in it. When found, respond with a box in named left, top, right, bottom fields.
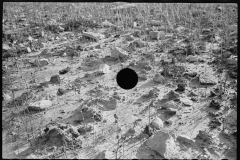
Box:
left=2, top=3, right=237, bottom=159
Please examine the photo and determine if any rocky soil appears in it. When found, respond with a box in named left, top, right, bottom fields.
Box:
left=2, top=3, right=237, bottom=159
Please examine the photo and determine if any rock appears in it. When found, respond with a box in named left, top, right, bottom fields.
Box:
left=81, top=107, right=96, bottom=119
left=102, top=20, right=114, bottom=27
left=186, top=55, right=198, bottom=63
left=225, top=146, right=237, bottom=160
left=222, top=51, right=232, bottom=59
left=143, top=125, right=154, bottom=137
left=142, top=35, right=151, bottom=41
left=26, top=154, right=38, bottom=159
left=209, top=118, right=222, bottom=129
left=8, top=131, right=18, bottom=141
left=150, top=117, right=163, bottom=130
left=180, top=97, right=193, bottom=106
left=84, top=73, right=91, bottom=78
left=59, top=67, right=71, bottom=75
left=140, top=69, right=147, bottom=74
left=149, top=31, right=159, bottom=40
left=145, top=130, right=177, bottom=158
left=126, top=42, right=136, bottom=52
left=163, top=90, right=180, bottom=100
left=94, top=113, right=102, bottom=122
left=64, top=47, right=79, bottom=57
left=99, top=63, right=110, bottom=74
left=183, top=71, right=197, bottom=78
left=33, top=59, right=49, bottom=67
left=89, top=46, right=94, bottom=50
left=86, top=43, right=101, bottom=50
left=161, top=100, right=178, bottom=110
left=158, top=31, right=165, bottom=40
left=3, top=43, right=11, bottom=51
left=190, top=75, right=200, bottom=84
left=161, top=58, right=174, bottom=65
left=164, top=110, right=177, bottom=117
left=136, top=61, right=152, bottom=71
left=209, top=100, right=221, bottom=110
left=153, top=74, right=165, bottom=84
left=27, top=47, right=31, bottom=53
left=164, top=120, right=173, bottom=126
left=58, top=25, right=64, bottom=32
left=202, top=28, right=212, bottom=35
left=133, top=21, right=138, bottom=28
left=223, top=110, right=237, bottom=131
left=132, top=40, right=145, bottom=48
left=199, top=74, right=217, bottom=85
left=95, top=150, right=111, bottom=159
left=229, top=69, right=237, bottom=79
left=125, top=35, right=134, bottom=41
left=46, top=146, right=57, bottom=152
left=148, top=20, right=162, bottom=26
left=192, top=10, right=206, bottom=17
left=50, top=75, right=60, bottom=84
left=205, top=43, right=220, bottom=52
left=132, top=30, right=141, bottom=37
left=82, top=31, right=105, bottom=42
left=28, top=100, right=52, bottom=112
left=57, top=88, right=66, bottom=96
left=191, top=97, right=198, bottom=102
left=94, top=71, right=104, bottom=77
left=188, top=91, right=198, bottom=97
left=59, top=110, right=65, bottom=114
left=3, top=92, right=11, bottom=101
left=176, top=135, right=196, bottom=148
left=195, top=131, right=212, bottom=148
left=77, top=125, right=93, bottom=135
left=111, top=46, right=128, bottom=59
left=40, top=48, right=50, bottom=56
left=76, top=45, right=84, bottom=51
left=43, top=124, right=82, bottom=147
left=216, top=6, right=223, bottom=12
left=111, top=3, right=136, bottom=11
left=128, top=61, right=136, bottom=66
left=145, top=28, right=152, bottom=35
left=3, top=65, right=8, bottom=71
left=9, top=131, right=18, bottom=137
left=67, top=125, right=80, bottom=138
left=225, top=58, right=237, bottom=65
left=2, top=68, right=6, bottom=74
left=105, top=98, right=117, bottom=110
left=95, top=44, right=101, bottom=49
left=228, top=24, right=237, bottom=33
left=98, top=98, right=117, bottom=111
left=138, top=74, right=147, bottom=81
left=142, top=89, right=159, bottom=99
left=175, top=83, right=185, bottom=92
left=209, top=90, right=217, bottom=97
left=176, top=26, right=186, bottom=33
left=123, top=128, right=136, bottom=138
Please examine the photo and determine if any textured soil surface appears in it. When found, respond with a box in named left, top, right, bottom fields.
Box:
left=2, top=3, right=237, bottom=159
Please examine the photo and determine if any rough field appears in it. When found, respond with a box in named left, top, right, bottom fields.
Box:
left=2, top=2, right=237, bottom=159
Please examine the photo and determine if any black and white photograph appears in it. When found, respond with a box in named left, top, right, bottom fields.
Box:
left=2, top=2, right=237, bottom=159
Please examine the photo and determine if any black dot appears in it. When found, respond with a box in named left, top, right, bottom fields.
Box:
left=116, top=68, right=138, bottom=90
